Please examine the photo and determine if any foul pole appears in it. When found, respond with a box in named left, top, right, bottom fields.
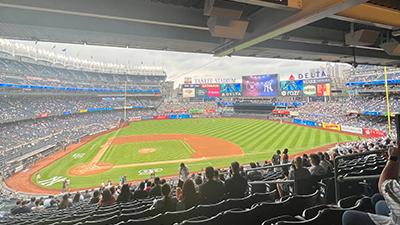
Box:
left=385, top=66, right=391, bottom=135
left=124, top=81, right=127, bottom=122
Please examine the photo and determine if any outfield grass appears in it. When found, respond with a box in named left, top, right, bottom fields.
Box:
left=99, top=140, right=194, bottom=165
left=34, top=118, right=361, bottom=190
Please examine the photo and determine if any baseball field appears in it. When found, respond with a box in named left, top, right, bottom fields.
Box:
left=13, top=118, right=363, bottom=192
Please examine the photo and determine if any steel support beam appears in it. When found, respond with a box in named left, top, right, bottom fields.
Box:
left=335, top=3, right=400, bottom=30
left=0, top=0, right=208, bottom=30
left=214, top=0, right=368, bottom=57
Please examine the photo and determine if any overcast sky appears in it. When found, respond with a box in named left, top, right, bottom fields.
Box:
left=13, top=39, right=350, bottom=86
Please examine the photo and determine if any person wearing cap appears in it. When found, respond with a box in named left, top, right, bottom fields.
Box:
left=178, top=163, right=189, bottom=188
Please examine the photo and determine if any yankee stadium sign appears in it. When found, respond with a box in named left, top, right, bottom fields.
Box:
left=193, top=78, right=236, bottom=84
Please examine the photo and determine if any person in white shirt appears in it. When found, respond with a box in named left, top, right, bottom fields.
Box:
left=178, top=163, right=189, bottom=188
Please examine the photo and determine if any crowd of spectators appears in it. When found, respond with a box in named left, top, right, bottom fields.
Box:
left=0, top=97, right=161, bottom=122
left=0, top=57, right=165, bottom=89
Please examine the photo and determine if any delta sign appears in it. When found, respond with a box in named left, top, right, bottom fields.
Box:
left=288, top=71, right=328, bottom=80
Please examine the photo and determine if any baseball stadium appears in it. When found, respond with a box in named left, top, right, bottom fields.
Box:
left=1, top=0, right=400, bottom=224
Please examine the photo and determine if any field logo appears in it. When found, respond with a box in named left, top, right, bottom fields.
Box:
left=73, top=153, right=85, bottom=159
left=138, top=168, right=163, bottom=176
left=38, top=176, right=66, bottom=187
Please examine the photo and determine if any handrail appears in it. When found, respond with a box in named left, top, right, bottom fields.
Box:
left=245, top=163, right=299, bottom=194
left=333, top=149, right=386, bottom=203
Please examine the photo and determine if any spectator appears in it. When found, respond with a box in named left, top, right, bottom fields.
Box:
left=214, top=169, right=224, bottom=185
left=308, top=153, right=326, bottom=176
left=272, top=150, right=282, bottom=172
left=178, top=163, right=190, bottom=188
left=342, top=143, right=400, bottom=224
left=117, top=184, right=132, bottom=202
left=225, top=161, right=248, bottom=198
left=89, top=190, right=100, bottom=204
left=10, top=200, right=21, bottom=213
left=151, top=183, right=177, bottom=211
left=199, top=166, right=225, bottom=204
left=72, top=192, right=82, bottom=204
left=302, top=154, right=311, bottom=167
left=132, top=182, right=148, bottom=199
left=59, top=194, right=72, bottom=209
left=149, top=177, right=161, bottom=196
left=83, top=190, right=91, bottom=199
left=177, top=179, right=200, bottom=210
left=175, top=187, right=183, bottom=201
left=277, top=156, right=311, bottom=197
left=99, top=188, right=116, bottom=206
left=282, top=149, right=289, bottom=164
left=31, top=200, right=44, bottom=212
left=11, top=200, right=31, bottom=214
left=247, top=162, right=262, bottom=181
left=27, top=197, right=36, bottom=208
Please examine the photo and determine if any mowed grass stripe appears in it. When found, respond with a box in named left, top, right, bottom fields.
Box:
left=35, top=118, right=362, bottom=190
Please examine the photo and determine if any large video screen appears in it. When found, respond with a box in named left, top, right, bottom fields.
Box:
left=242, top=74, right=279, bottom=97
left=220, top=83, right=242, bottom=97
left=279, top=80, right=303, bottom=96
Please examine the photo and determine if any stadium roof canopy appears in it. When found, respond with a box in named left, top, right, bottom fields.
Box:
left=0, top=0, right=400, bottom=66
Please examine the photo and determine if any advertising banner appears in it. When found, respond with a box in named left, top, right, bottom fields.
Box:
left=303, top=84, right=317, bottom=96
left=316, top=83, right=331, bottom=96
left=184, top=77, right=192, bottom=84
left=195, top=88, right=208, bottom=98
left=294, top=119, right=317, bottom=127
left=242, top=74, right=279, bottom=97
left=303, top=78, right=331, bottom=85
left=169, top=115, right=177, bottom=119
left=363, top=128, right=386, bottom=137
left=182, top=84, right=201, bottom=88
left=47, top=78, right=60, bottom=82
left=322, top=123, right=340, bottom=130
left=80, top=109, right=88, bottom=113
left=88, top=109, right=96, bottom=112
left=272, top=110, right=290, bottom=114
left=220, top=83, right=242, bottom=97
left=190, top=109, right=199, bottom=113
left=207, top=88, right=220, bottom=97
left=63, top=111, right=71, bottom=115
left=290, top=111, right=299, bottom=116
left=155, top=115, right=169, bottom=120
left=177, top=115, right=191, bottom=119
left=341, top=126, right=363, bottom=134
left=141, top=115, right=155, bottom=120
left=183, top=88, right=195, bottom=97
left=164, top=110, right=172, bottom=113
left=206, top=109, right=215, bottom=113
left=280, top=80, right=303, bottom=96
left=26, top=76, right=43, bottom=81
left=201, top=84, right=220, bottom=89
left=129, top=117, right=141, bottom=121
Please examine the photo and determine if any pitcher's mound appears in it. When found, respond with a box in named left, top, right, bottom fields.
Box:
left=68, top=162, right=114, bottom=176
left=138, top=148, right=156, bottom=154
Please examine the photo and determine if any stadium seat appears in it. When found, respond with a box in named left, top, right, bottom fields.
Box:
left=124, top=213, right=163, bottom=225
left=162, top=206, right=198, bottom=225
left=195, top=200, right=229, bottom=218
left=84, top=214, right=119, bottom=224
left=92, top=210, right=120, bottom=221
left=60, top=215, right=92, bottom=225
left=301, top=204, right=332, bottom=220
left=180, top=213, right=223, bottom=225
left=275, top=208, right=346, bottom=225
left=120, top=204, right=149, bottom=214
left=119, top=208, right=163, bottom=222
left=261, top=215, right=297, bottom=225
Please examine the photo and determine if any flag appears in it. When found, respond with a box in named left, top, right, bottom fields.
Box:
left=141, top=62, right=143, bottom=64
left=62, top=48, right=66, bottom=52
left=76, top=52, right=80, bottom=57
left=91, top=55, right=93, bottom=59
left=128, top=60, right=130, bottom=64
left=35, top=41, right=38, bottom=45
left=52, top=45, right=56, bottom=49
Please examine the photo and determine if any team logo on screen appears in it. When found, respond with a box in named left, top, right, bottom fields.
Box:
left=196, top=89, right=206, bottom=96
left=264, top=81, right=274, bottom=92
left=246, top=82, right=257, bottom=92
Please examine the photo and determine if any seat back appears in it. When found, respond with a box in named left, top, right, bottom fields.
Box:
left=84, top=214, right=119, bottom=225
left=261, top=215, right=296, bottom=225
left=162, top=206, right=198, bottom=225
left=195, top=200, right=228, bottom=218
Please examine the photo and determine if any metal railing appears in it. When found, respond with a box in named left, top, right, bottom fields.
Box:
left=245, top=163, right=300, bottom=194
